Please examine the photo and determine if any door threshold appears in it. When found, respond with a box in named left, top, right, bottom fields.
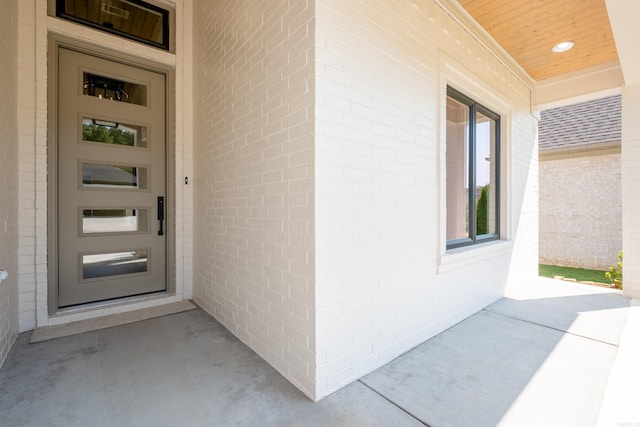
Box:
left=55, top=291, right=170, bottom=315
left=32, top=300, right=196, bottom=343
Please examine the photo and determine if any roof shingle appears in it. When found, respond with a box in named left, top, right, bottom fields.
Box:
left=539, top=95, right=621, bottom=150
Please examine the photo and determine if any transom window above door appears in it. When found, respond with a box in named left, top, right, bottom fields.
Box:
left=55, top=0, right=172, bottom=51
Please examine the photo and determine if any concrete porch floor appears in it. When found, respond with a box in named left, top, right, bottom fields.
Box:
left=0, top=278, right=636, bottom=427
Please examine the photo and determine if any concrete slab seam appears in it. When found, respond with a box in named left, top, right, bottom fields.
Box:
left=357, top=379, right=431, bottom=427
left=482, top=308, right=621, bottom=347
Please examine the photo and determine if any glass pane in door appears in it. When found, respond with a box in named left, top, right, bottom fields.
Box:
left=83, top=72, right=147, bottom=105
left=81, top=163, right=148, bottom=189
left=82, top=118, right=148, bottom=148
left=82, top=250, right=149, bottom=280
left=82, top=208, right=148, bottom=234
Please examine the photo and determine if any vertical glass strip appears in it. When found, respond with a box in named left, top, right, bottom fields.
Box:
left=475, top=111, right=497, bottom=236
left=446, top=96, right=470, bottom=241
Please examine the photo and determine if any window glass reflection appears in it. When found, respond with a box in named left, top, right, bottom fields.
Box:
left=82, top=118, right=147, bottom=148
left=475, top=111, right=497, bottom=236
left=57, top=0, right=170, bottom=51
left=446, top=96, right=470, bottom=241
left=82, top=250, right=148, bottom=280
left=82, top=209, right=148, bottom=234
left=82, top=163, right=148, bottom=189
left=83, top=72, right=147, bottom=106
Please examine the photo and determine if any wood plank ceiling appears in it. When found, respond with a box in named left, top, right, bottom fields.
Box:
left=456, top=0, right=619, bottom=81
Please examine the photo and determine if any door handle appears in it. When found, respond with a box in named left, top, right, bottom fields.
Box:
left=157, top=196, right=165, bottom=236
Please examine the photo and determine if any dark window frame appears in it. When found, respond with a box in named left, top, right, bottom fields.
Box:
left=56, top=0, right=170, bottom=51
left=446, top=86, right=501, bottom=250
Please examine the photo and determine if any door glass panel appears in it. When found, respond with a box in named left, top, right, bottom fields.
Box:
left=82, top=209, right=148, bottom=234
left=83, top=72, right=147, bottom=106
left=82, top=250, right=149, bottom=280
left=82, top=163, right=148, bottom=189
left=82, top=118, right=147, bottom=148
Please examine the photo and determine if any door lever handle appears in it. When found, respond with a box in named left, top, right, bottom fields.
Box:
left=157, top=196, right=165, bottom=236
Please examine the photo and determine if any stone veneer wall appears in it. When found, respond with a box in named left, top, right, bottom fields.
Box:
left=539, top=148, right=621, bottom=270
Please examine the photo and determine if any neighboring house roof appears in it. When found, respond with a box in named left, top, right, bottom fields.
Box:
left=538, top=95, right=621, bottom=151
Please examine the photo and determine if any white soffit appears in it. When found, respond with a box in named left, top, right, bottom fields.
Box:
left=606, top=0, right=640, bottom=87
left=534, top=61, right=623, bottom=111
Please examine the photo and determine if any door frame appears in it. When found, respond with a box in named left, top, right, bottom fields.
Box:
left=47, top=35, right=176, bottom=314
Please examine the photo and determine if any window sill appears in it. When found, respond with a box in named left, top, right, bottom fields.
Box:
left=438, top=240, right=513, bottom=274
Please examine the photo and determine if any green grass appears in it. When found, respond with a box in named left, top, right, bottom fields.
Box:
left=539, top=264, right=608, bottom=283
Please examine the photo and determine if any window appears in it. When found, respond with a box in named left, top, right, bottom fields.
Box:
left=56, top=0, right=171, bottom=51
left=446, top=86, right=500, bottom=250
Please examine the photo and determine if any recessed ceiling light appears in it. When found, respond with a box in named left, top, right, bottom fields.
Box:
left=552, top=41, right=575, bottom=53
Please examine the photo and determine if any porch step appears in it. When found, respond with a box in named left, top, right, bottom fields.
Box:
left=29, top=300, right=197, bottom=343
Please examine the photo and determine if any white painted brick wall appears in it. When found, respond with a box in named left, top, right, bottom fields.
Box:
left=315, top=0, right=537, bottom=398
left=9, top=0, right=539, bottom=400
left=192, top=0, right=317, bottom=398
left=539, top=149, right=621, bottom=270
left=622, top=85, right=640, bottom=298
left=17, top=0, right=41, bottom=332
left=192, top=0, right=538, bottom=400
left=507, top=110, right=539, bottom=288
left=0, top=0, right=20, bottom=368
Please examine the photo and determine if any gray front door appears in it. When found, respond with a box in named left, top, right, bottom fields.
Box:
left=56, top=47, right=167, bottom=307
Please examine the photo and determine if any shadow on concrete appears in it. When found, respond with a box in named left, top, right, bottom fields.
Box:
left=360, top=289, right=629, bottom=427
left=0, top=309, right=423, bottom=427
left=0, top=284, right=629, bottom=427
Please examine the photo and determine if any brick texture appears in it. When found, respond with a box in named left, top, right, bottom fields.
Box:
left=539, top=150, right=621, bottom=270
left=192, top=0, right=317, bottom=398
left=0, top=0, right=20, bottom=367
left=538, top=96, right=622, bottom=270
left=10, top=0, right=540, bottom=401
left=315, top=0, right=537, bottom=398
left=192, top=0, right=539, bottom=400
left=17, top=0, right=45, bottom=332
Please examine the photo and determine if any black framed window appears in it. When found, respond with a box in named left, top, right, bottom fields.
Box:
left=446, top=86, right=500, bottom=250
left=56, top=0, right=170, bottom=51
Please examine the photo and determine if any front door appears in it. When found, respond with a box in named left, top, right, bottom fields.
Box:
left=56, top=47, right=167, bottom=308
